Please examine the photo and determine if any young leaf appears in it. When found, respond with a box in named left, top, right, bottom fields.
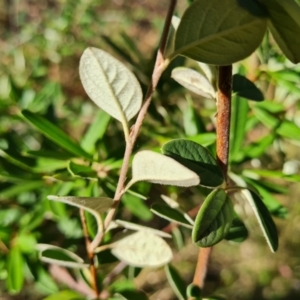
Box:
left=7, top=246, right=24, bottom=293
left=173, top=0, right=267, bottom=65
left=128, top=150, right=200, bottom=188
left=171, top=67, right=215, bottom=99
left=259, top=0, right=300, bottom=63
left=232, top=74, right=264, bottom=101
left=22, top=110, right=92, bottom=160
left=36, top=244, right=89, bottom=268
left=151, top=203, right=193, bottom=228
left=192, top=188, right=234, bottom=247
left=165, top=265, right=187, bottom=300
left=162, top=139, right=224, bottom=187
left=47, top=196, right=113, bottom=250
left=111, top=231, right=173, bottom=268
left=79, top=47, right=143, bottom=125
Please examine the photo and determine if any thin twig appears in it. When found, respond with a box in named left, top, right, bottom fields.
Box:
left=192, top=65, right=233, bottom=289
left=80, top=208, right=99, bottom=297
left=102, top=0, right=177, bottom=231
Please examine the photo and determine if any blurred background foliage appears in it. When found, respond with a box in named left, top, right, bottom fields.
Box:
left=0, top=0, right=300, bottom=299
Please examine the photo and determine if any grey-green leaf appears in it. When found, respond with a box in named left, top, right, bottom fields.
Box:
left=259, top=0, right=300, bottom=63
left=225, top=218, right=248, bottom=243
left=162, top=139, right=224, bottom=187
left=173, top=0, right=267, bottom=65
left=192, top=188, right=234, bottom=247
left=79, top=47, right=142, bottom=123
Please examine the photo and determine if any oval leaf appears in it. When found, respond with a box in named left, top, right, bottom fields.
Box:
left=128, top=150, right=200, bottom=188
left=259, top=0, right=300, bottom=63
left=173, top=0, right=267, bottom=65
left=47, top=196, right=113, bottom=250
left=79, top=47, right=142, bottom=123
left=36, top=244, right=89, bottom=268
left=43, top=290, right=83, bottom=300
left=171, top=67, right=215, bottom=99
left=192, top=188, right=234, bottom=247
left=162, top=139, right=224, bottom=187
left=111, top=231, right=173, bottom=268
left=151, top=203, right=193, bottom=228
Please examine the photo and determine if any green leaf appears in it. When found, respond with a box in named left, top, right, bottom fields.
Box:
left=7, top=246, right=24, bottom=293
left=111, top=231, right=173, bottom=268
left=243, top=189, right=278, bottom=252
left=192, top=188, right=234, bottom=247
left=79, top=47, right=142, bottom=126
left=259, top=0, right=300, bottom=63
left=47, top=195, right=113, bottom=250
left=22, top=110, right=92, bottom=160
left=230, top=96, right=249, bottom=162
left=151, top=203, right=193, bottom=228
left=36, top=244, right=89, bottom=268
left=15, top=233, right=37, bottom=253
left=122, top=193, right=153, bottom=221
left=225, top=218, right=248, bottom=242
left=232, top=74, right=264, bottom=101
left=165, top=265, right=187, bottom=300
left=186, top=284, right=202, bottom=299
left=187, top=133, right=216, bottom=147
left=243, top=134, right=275, bottom=158
left=162, top=139, right=223, bottom=187
left=127, top=150, right=200, bottom=189
left=243, top=178, right=288, bottom=218
left=173, top=0, right=267, bottom=65
left=43, top=290, right=83, bottom=300
left=80, top=110, right=111, bottom=154
left=67, top=161, right=97, bottom=179
left=171, top=67, right=215, bottom=98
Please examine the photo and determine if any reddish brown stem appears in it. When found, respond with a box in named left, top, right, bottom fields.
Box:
left=216, top=65, right=232, bottom=181
left=193, top=66, right=233, bottom=290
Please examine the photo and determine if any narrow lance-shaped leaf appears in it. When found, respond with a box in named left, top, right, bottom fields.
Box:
left=151, top=203, right=193, bottom=228
left=22, top=110, right=92, bottom=160
left=165, top=265, right=187, bottom=300
left=259, top=0, right=300, bottom=63
left=36, top=244, right=89, bottom=269
left=126, top=150, right=200, bottom=189
left=172, top=0, right=267, bottom=65
left=47, top=196, right=113, bottom=250
left=192, top=188, right=234, bottom=247
left=79, top=47, right=143, bottom=126
left=111, top=231, right=173, bottom=268
left=162, top=139, right=224, bottom=187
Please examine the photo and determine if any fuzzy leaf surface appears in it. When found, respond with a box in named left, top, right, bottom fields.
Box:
left=129, top=150, right=200, bottom=187
left=162, top=139, right=223, bottom=187
left=111, top=231, right=173, bottom=268
left=79, top=47, right=142, bottom=122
